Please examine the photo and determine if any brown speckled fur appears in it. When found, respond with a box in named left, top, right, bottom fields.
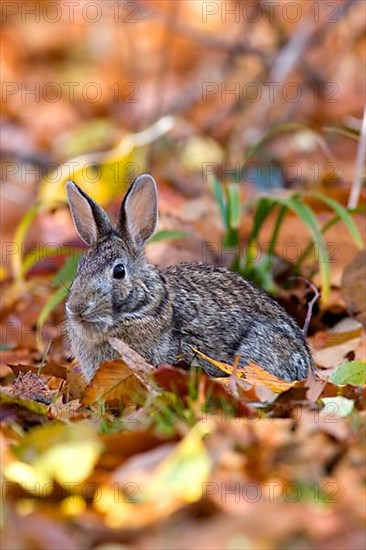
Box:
left=66, top=175, right=314, bottom=383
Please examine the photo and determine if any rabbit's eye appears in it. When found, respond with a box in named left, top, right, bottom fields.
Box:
left=113, top=264, right=126, bottom=280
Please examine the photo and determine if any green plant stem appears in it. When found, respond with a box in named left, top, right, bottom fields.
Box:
left=295, top=214, right=340, bottom=270
left=12, top=204, right=40, bottom=285
left=265, top=205, right=287, bottom=270
left=21, top=247, right=74, bottom=278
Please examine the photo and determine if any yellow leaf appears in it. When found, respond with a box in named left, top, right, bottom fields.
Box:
left=0, top=265, right=8, bottom=281
left=39, top=116, right=174, bottom=208
left=95, top=420, right=214, bottom=528
left=192, top=348, right=295, bottom=393
left=180, top=135, right=224, bottom=172
left=142, top=420, right=214, bottom=503
left=243, top=364, right=295, bottom=393
left=191, top=347, right=246, bottom=377
left=5, top=423, right=103, bottom=492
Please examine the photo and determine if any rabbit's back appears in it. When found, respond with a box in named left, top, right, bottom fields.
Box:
left=65, top=174, right=313, bottom=383
left=163, top=263, right=312, bottom=380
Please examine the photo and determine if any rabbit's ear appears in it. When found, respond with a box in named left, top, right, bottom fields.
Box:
left=117, top=174, right=158, bottom=249
left=66, top=181, right=112, bottom=245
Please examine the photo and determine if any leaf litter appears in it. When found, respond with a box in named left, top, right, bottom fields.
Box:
left=1, top=3, right=366, bottom=549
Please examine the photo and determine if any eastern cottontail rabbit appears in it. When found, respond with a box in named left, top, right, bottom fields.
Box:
left=66, top=174, right=313, bottom=383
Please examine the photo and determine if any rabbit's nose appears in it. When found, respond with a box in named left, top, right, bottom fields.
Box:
left=66, top=303, right=85, bottom=317
left=65, top=304, right=73, bottom=315
left=66, top=302, right=94, bottom=319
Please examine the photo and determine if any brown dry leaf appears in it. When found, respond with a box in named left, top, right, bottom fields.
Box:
left=189, top=348, right=294, bottom=404
left=83, top=340, right=159, bottom=406
left=320, top=382, right=366, bottom=408
left=66, top=361, right=89, bottom=399
left=191, top=350, right=295, bottom=393
left=0, top=364, right=12, bottom=378
left=0, top=510, right=83, bottom=550
left=100, top=430, right=171, bottom=471
left=341, top=250, right=366, bottom=327
left=82, top=360, right=149, bottom=407
left=313, top=318, right=362, bottom=369
left=305, top=366, right=327, bottom=402
left=47, top=396, right=84, bottom=423
left=220, top=374, right=279, bottom=404
left=0, top=350, right=36, bottom=372
left=8, top=361, right=68, bottom=381
left=109, top=339, right=158, bottom=388
left=296, top=408, right=351, bottom=441
left=9, top=371, right=54, bottom=404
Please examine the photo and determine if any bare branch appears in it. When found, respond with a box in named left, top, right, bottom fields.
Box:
left=289, top=277, right=321, bottom=336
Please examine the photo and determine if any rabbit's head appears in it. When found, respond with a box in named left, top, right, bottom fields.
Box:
left=65, top=174, right=161, bottom=340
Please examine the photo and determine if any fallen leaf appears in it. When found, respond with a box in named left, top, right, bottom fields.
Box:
left=321, top=396, right=354, bottom=417
left=329, top=360, right=366, bottom=385
left=313, top=318, right=362, bottom=369
left=95, top=421, right=214, bottom=528
left=82, top=360, right=150, bottom=407
left=0, top=390, right=48, bottom=425
left=109, top=339, right=158, bottom=391
left=305, top=366, right=327, bottom=403
left=9, top=371, right=54, bottom=404
left=341, top=250, right=366, bottom=327
left=153, top=364, right=255, bottom=418
left=4, top=423, right=103, bottom=490
left=191, top=348, right=235, bottom=376
left=242, top=363, right=296, bottom=393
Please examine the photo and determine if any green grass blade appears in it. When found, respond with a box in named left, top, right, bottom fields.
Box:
left=243, top=198, right=276, bottom=273
left=37, top=255, right=80, bottom=339
left=150, top=230, right=188, bottom=243
left=241, top=197, right=275, bottom=271
left=12, top=203, right=40, bottom=284
left=295, top=213, right=339, bottom=267
left=323, top=126, right=360, bottom=141
left=248, top=198, right=275, bottom=242
left=21, top=246, right=78, bottom=278
left=276, top=196, right=331, bottom=302
left=245, top=123, right=312, bottom=158
left=309, top=192, right=364, bottom=249
left=265, top=205, right=288, bottom=270
left=37, top=284, right=69, bottom=330
left=226, top=184, right=241, bottom=229
left=52, top=254, right=80, bottom=287
left=209, top=174, right=227, bottom=227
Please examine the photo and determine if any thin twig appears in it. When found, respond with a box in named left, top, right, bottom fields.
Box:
left=251, top=16, right=317, bottom=135
left=139, top=4, right=268, bottom=62
left=288, top=276, right=320, bottom=336
left=348, top=105, right=366, bottom=209
left=237, top=0, right=359, bottom=149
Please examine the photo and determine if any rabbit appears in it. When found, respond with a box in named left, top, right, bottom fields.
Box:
left=65, top=173, right=314, bottom=383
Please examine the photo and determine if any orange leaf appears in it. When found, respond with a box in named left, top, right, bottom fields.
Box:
left=243, top=363, right=295, bottom=393
left=82, top=360, right=148, bottom=406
